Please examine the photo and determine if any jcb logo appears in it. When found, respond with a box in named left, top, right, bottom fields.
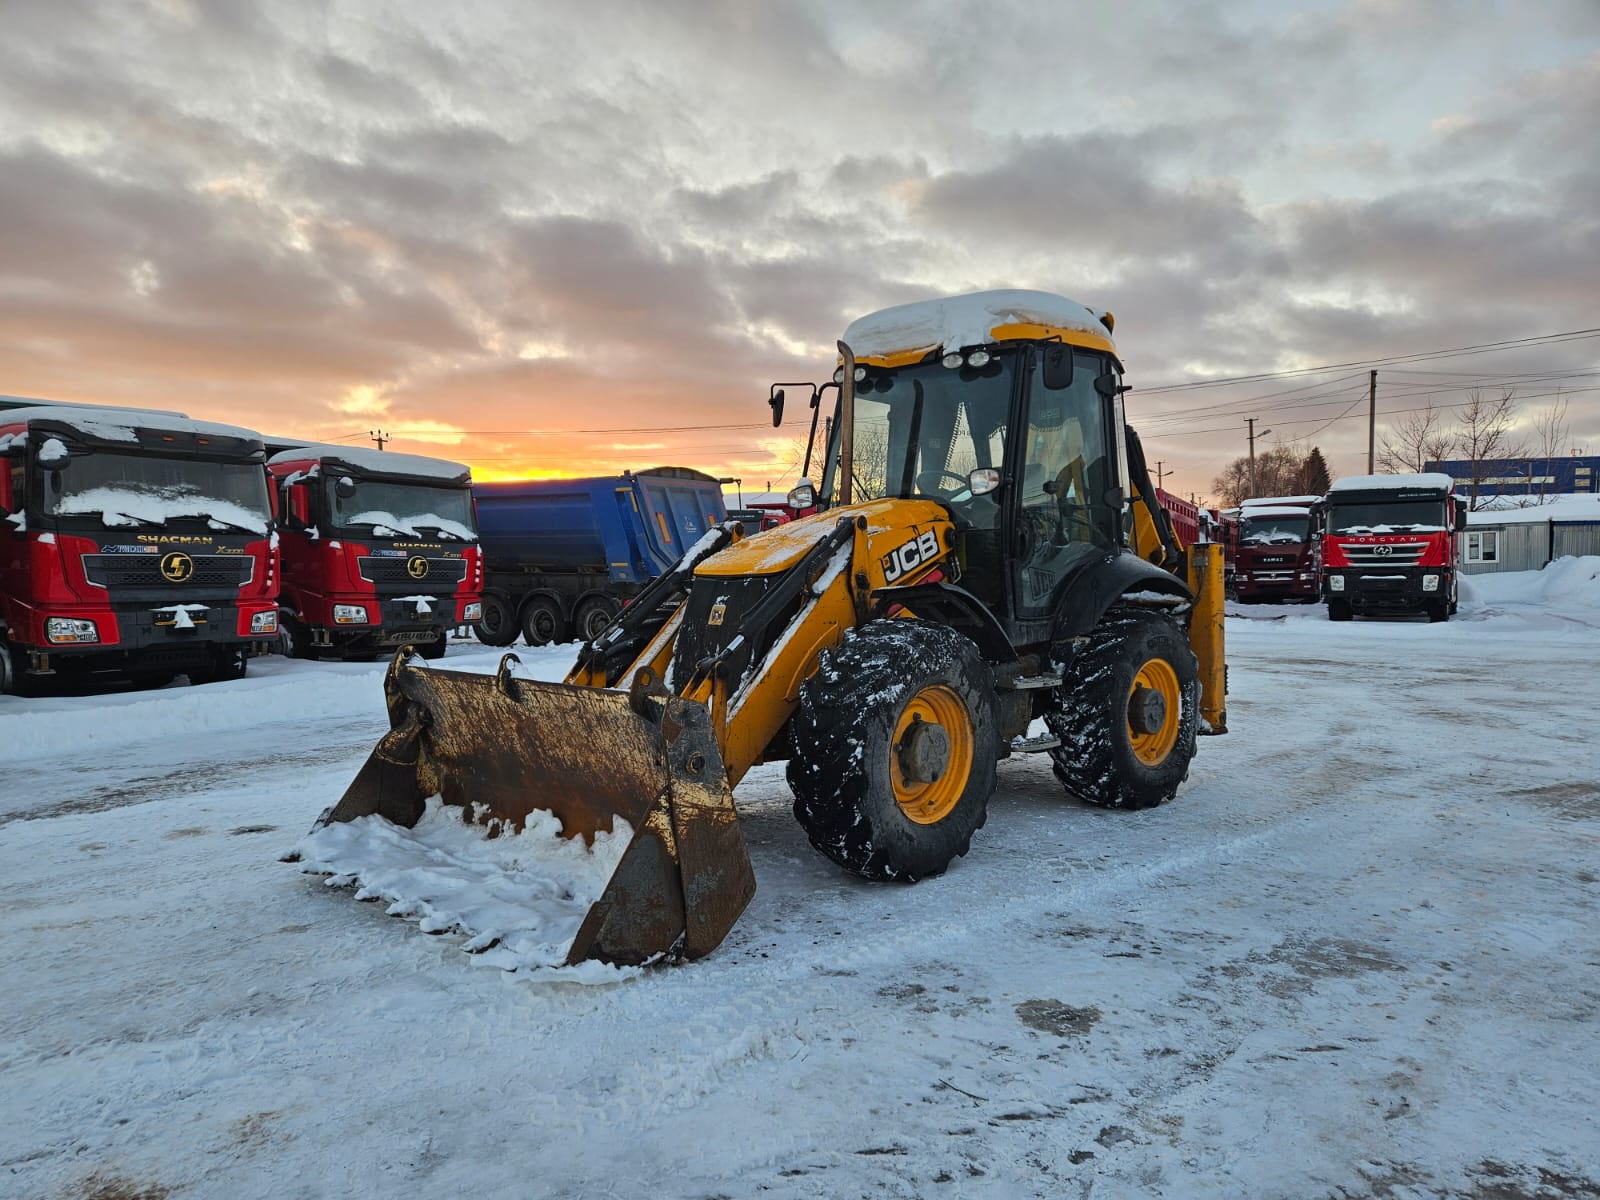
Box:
left=159, top=551, right=194, bottom=583
left=406, top=555, right=430, bottom=579
left=882, top=530, right=940, bottom=584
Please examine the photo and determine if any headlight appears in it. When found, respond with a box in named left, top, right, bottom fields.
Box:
left=1422, top=574, right=1440, bottom=592
left=251, top=610, right=279, bottom=634
left=1328, top=575, right=1345, bottom=592
left=941, top=351, right=964, bottom=369
left=333, top=604, right=368, bottom=624
left=45, top=617, right=99, bottom=644
left=463, top=602, right=482, bottom=622
left=832, top=366, right=845, bottom=383
left=967, top=348, right=991, bottom=368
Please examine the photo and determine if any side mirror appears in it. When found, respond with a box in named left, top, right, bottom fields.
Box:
left=787, top=479, right=815, bottom=509
left=769, top=388, right=785, bottom=428
left=968, top=468, right=1001, bottom=497
left=1094, top=371, right=1130, bottom=399
left=1454, top=498, right=1467, bottom=528
left=37, top=441, right=70, bottom=470
left=1104, top=486, right=1126, bottom=509
left=335, top=476, right=357, bottom=500
left=1041, top=345, right=1073, bottom=390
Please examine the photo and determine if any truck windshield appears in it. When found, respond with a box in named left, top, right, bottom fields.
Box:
left=821, top=355, right=1013, bottom=529
left=43, top=450, right=271, bottom=533
left=330, top=478, right=477, bottom=541
left=1240, top=515, right=1309, bottom=545
left=1327, top=500, right=1445, bottom=535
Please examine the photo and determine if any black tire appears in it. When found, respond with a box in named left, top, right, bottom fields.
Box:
left=0, top=641, right=33, bottom=697
left=574, top=595, right=618, bottom=643
left=417, top=634, right=448, bottom=659
left=1425, top=599, right=1449, bottom=623
left=475, top=592, right=519, bottom=647
left=1045, top=607, right=1199, bottom=811
left=189, top=646, right=248, bottom=686
left=787, top=621, right=997, bottom=882
left=1327, top=599, right=1353, bottom=622
left=279, top=613, right=318, bottom=660
left=519, top=595, right=565, bottom=646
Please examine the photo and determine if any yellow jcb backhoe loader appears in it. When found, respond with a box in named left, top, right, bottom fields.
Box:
left=300, top=290, right=1226, bottom=967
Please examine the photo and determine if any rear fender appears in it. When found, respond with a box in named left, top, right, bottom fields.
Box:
left=1052, top=551, right=1192, bottom=640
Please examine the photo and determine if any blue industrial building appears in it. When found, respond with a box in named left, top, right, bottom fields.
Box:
left=1426, top=455, right=1599, bottom=497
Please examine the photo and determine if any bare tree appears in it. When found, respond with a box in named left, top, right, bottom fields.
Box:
left=1210, top=444, right=1309, bottom=506
left=1531, top=393, right=1571, bottom=504
left=1377, top=400, right=1456, bottom=475
left=1456, top=389, right=1527, bottom=509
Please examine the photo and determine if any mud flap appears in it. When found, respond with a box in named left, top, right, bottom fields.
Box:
left=316, top=650, right=756, bottom=966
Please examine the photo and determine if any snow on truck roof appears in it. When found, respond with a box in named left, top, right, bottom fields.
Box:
left=1329, top=473, right=1454, bottom=494
left=1241, top=506, right=1313, bottom=520
left=1241, top=495, right=1318, bottom=509
left=841, top=289, right=1116, bottom=362
left=268, top=443, right=470, bottom=482
left=0, top=405, right=262, bottom=443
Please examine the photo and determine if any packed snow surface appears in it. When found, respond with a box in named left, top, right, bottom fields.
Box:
left=1329, top=472, right=1454, bottom=493
left=268, top=443, right=470, bottom=481
left=4, top=569, right=1600, bottom=1199
left=52, top=486, right=269, bottom=533
left=293, top=797, right=637, bottom=982
left=841, top=289, right=1113, bottom=359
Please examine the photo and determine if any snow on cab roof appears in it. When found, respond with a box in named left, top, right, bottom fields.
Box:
left=1329, top=472, right=1454, bottom=493
left=842, top=289, right=1115, bottom=360
left=1241, top=495, right=1318, bottom=508
left=1241, top=506, right=1313, bottom=519
left=1, top=404, right=262, bottom=443
left=269, top=443, right=470, bottom=482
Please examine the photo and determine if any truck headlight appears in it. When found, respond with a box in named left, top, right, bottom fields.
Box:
left=251, top=610, right=279, bottom=634
left=46, top=617, right=100, bottom=644
left=333, top=604, right=369, bottom=624
left=1422, top=574, right=1440, bottom=592
left=1328, top=575, right=1345, bottom=592
left=463, top=602, right=482, bottom=622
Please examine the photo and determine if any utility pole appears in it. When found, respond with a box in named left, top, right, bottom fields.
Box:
left=369, top=429, right=389, bottom=452
left=1246, top=419, right=1270, bottom=499
left=1154, top=460, right=1168, bottom=491
left=1366, top=370, right=1377, bottom=473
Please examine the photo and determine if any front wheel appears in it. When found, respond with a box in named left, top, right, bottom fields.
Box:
left=1327, top=599, right=1353, bottom=622
left=1046, top=607, right=1199, bottom=811
left=788, top=621, right=997, bottom=882
left=189, top=646, right=248, bottom=686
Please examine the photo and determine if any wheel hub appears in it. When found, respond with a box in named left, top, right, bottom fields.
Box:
left=1127, top=686, right=1167, bottom=735
left=896, top=717, right=951, bottom=784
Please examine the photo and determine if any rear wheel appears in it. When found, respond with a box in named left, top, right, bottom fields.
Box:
left=475, top=592, right=519, bottom=647
left=574, top=595, right=619, bottom=643
left=788, top=621, right=997, bottom=881
left=519, top=596, right=565, bottom=646
left=1045, top=607, right=1199, bottom=811
left=1327, top=599, right=1353, bottom=622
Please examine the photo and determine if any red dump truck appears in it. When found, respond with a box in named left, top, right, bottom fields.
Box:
left=267, top=445, right=482, bottom=659
left=1320, top=473, right=1466, bottom=622
left=0, top=405, right=279, bottom=692
left=1233, top=495, right=1321, bottom=602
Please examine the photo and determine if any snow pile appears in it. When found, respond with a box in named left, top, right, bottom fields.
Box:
left=842, top=289, right=1113, bottom=358
left=343, top=509, right=476, bottom=540
left=294, top=797, right=640, bottom=983
left=54, top=486, right=269, bottom=533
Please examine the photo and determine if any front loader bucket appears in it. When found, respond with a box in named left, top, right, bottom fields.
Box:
left=315, top=651, right=756, bottom=966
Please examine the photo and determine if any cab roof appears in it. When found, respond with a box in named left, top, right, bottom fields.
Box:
left=842, top=289, right=1117, bottom=367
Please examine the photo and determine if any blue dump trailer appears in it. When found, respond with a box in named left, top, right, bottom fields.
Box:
left=472, top=466, right=727, bottom=646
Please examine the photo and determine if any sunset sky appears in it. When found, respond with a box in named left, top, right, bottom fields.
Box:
left=3, top=0, right=1597, bottom=503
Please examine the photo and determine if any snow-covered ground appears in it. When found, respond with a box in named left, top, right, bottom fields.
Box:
left=4, top=562, right=1599, bottom=1199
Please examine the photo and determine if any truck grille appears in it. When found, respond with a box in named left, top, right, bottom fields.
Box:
left=83, top=554, right=254, bottom=589
left=357, top=556, right=468, bottom=586
left=1341, top=542, right=1427, bottom=566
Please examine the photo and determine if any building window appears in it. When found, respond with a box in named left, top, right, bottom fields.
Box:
left=1466, top=530, right=1499, bottom=563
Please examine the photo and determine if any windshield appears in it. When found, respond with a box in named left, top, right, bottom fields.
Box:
left=820, top=355, right=1013, bottom=528
left=43, top=450, right=270, bottom=533
left=328, top=477, right=477, bottom=540
left=1327, top=500, right=1445, bottom=535
left=1240, top=514, right=1310, bottom=545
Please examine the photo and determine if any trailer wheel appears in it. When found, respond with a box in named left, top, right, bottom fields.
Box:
left=1045, top=607, right=1199, bottom=811
left=519, top=596, right=565, bottom=646
left=574, top=596, right=618, bottom=643
left=475, top=593, right=519, bottom=647
left=788, top=621, right=997, bottom=882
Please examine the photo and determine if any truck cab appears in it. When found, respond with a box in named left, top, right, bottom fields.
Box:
left=0, top=405, right=279, bottom=691
left=1233, top=495, right=1321, bottom=602
left=268, top=445, right=482, bottom=659
left=1320, top=473, right=1466, bottom=622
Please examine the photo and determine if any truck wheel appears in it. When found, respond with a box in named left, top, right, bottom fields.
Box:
left=1327, top=599, right=1353, bottom=622
left=279, top=614, right=318, bottom=660
left=417, top=634, right=448, bottom=659
left=189, top=647, right=248, bottom=686
left=787, top=621, right=997, bottom=881
left=1045, top=607, right=1199, bottom=811
left=475, top=593, right=519, bottom=647
left=1426, top=599, right=1449, bottom=623
left=519, top=596, right=565, bottom=646
left=574, top=596, right=618, bottom=643
left=0, top=642, right=33, bottom=697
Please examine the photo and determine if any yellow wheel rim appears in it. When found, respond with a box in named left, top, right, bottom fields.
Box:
left=1127, top=658, right=1181, bottom=766
left=889, top=685, right=974, bottom=824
